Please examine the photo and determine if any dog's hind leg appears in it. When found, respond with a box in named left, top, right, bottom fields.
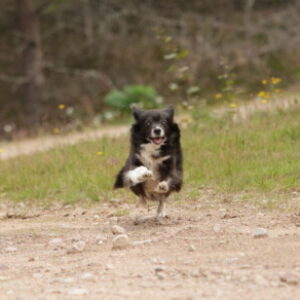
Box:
left=156, top=199, right=166, bottom=218
left=139, top=196, right=149, bottom=211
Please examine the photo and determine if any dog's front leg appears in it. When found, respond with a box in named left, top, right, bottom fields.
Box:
left=125, top=166, right=153, bottom=186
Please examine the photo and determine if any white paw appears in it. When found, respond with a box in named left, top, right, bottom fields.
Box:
left=127, top=166, right=153, bottom=185
left=138, top=168, right=153, bottom=182
left=155, top=181, right=169, bottom=193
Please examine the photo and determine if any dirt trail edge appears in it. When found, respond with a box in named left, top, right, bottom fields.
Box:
left=0, top=95, right=299, bottom=161
left=0, top=126, right=128, bottom=160
left=0, top=203, right=300, bottom=299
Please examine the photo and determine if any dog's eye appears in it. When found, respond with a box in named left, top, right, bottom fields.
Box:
left=144, top=119, right=151, bottom=127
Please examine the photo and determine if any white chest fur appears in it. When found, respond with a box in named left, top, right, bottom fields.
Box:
left=137, top=143, right=170, bottom=176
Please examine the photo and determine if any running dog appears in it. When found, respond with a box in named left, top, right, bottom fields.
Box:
left=114, top=106, right=183, bottom=218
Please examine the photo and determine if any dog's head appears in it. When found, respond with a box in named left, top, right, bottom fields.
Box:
left=132, top=106, right=175, bottom=145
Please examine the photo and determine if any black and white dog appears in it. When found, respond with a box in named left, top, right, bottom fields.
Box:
left=114, top=106, right=183, bottom=218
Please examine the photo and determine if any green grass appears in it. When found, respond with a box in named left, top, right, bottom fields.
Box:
left=1, top=107, right=300, bottom=206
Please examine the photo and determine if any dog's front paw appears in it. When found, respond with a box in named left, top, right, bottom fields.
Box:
left=139, top=169, right=153, bottom=181
left=155, top=181, right=169, bottom=193
left=128, top=166, right=153, bottom=185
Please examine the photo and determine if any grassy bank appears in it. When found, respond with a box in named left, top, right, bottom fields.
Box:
left=1, top=107, right=300, bottom=206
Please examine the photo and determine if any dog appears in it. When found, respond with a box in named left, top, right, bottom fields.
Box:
left=114, top=106, right=183, bottom=218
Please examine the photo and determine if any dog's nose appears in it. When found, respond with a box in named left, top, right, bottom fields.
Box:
left=153, top=128, right=161, bottom=135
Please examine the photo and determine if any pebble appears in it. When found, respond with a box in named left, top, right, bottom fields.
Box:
left=67, top=240, right=86, bottom=254
left=68, top=288, right=88, bottom=295
left=80, top=273, right=94, bottom=280
left=279, top=272, right=299, bottom=285
left=213, top=224, right=221, bottom=233
left=3, top=247, right=17, bottom=253
left=49, top=238, right=64, bottom=246
left=105, top=263, right=114, bottom=270
left=112, top=234, right=130, bottom=249
left=155, top=267, right=166, bottom=280
left=188, top=244, right=196, bottom=252
left=95, top=234, right=108, bottom=245
left=253, top=228, right=268, bottom=238
left=111, top=225, right=127, bottom=235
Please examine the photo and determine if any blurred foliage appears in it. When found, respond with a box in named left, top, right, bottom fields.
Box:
left=104, top=85, right=161, bottom=112
left=0, top=0, right=300, bottom=138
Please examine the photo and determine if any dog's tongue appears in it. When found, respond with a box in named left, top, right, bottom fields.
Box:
left=153, top=137, right=163, bottom=145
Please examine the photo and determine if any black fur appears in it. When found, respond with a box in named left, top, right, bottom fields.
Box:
left=114, top=106, right=183, bottom=202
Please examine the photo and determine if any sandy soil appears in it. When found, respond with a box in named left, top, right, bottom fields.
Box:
left=0, top=200, right=300, bottom=300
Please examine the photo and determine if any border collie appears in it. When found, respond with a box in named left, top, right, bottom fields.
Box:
left=114, top=106, right=183, bottom=218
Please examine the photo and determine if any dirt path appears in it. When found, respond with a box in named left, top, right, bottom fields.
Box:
left=0, top=202, right=300, bottom=299
left=0, top=126, right=127, bottom=160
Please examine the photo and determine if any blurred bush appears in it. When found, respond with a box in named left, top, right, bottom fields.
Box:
left=0, top=0, right=300, bottom=138
left=104, top=85, right=161, bottom=112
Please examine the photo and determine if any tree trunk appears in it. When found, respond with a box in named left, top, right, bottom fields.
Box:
left=82, top=0, right=94, bottom=45
left=16, top=0, right=45, bottom=125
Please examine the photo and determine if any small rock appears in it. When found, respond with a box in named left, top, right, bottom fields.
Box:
left=112, top=234, right=130, bottom=250
left=150, top=258, right=166, bottom=264
left=105, top=263, right=114, bottom=270
left=132, top=239, right=153, bottom=246
left=67, top=241, right=86, bottom=254
left=68, top=288, right=88, bottom=295
left=28, top=257, right=37, bottom=262
left=253, top=228, right=268, bottom=238
left=213, top=224, right=221, bottom=233
left=156, top=272, right=166, bottom=280
left=188, top=244, right=196, bottom=252
left=111, top=225, right=127, bottom=235
left=49, top=238, right=64, bottom=246
left=155, top=266, right=167, bottom=272
left=80, top=273, right=94, bottom=280
left=62, top=277, right=75, bottom=283
left=155, top=267, right=166, bottom=280
left=280, top=272, right=299, bottom=285
left=95, top=234, right=108, bottom=245
left=3, top=247, right=17, bottom=253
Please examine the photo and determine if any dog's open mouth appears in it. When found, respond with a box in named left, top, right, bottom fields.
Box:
left=151, top=137, right=165, bottom=145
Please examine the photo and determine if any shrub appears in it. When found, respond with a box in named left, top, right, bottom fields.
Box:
left=104, top=85, right=161, bottom=112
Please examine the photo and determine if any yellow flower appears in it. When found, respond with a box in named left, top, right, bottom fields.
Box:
left=230, top=103, right=237, bottom=108
left=275, top=88, right=282, bottom=93
left=258, top=91, right=266, bottom=98
left=261, top=79, right=267, bottom=85
left=261, top=99, right=268, bottom=104
left=58, top=104, right=65, bottom=110
left=96, top=151, right=103, bottom=156
left=0, top=148, right=4, bottom=153
left=215, top=93, right=223, bottom=99
left=52, top=128, right=60, bottom=134
left=271, top=77, right=281, bottom=85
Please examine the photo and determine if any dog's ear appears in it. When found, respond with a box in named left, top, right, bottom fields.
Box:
left=164, top=105, right=174, bottom=121
left=132, top=105, right=143, bottom=121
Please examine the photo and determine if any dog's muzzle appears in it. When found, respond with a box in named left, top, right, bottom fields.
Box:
left=150, top=126, right=165, bottom=145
